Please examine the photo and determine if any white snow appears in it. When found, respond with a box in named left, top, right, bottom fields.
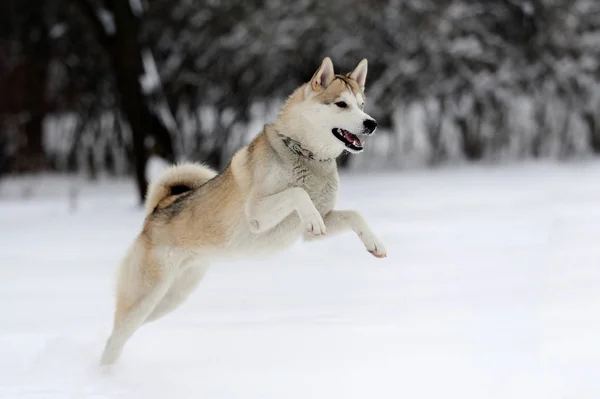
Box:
left=1, top=161, right=600, bottom=399
left=140, top=49, right=161, bottom=94
left=129, top=0, right=145, bottom=17
left=145, top=155, right=170, bottom=183
left=49, top=24, right=68, bottom=39
left=98, top=9, right=116, bottom=36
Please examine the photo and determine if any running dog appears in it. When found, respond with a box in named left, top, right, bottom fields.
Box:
left=100, top=57, right=387, bottom=365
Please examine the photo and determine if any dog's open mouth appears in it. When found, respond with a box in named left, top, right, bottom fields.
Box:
left=332, top=128, right=363, bottom=151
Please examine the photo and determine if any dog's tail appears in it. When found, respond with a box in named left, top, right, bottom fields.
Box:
left=144, top=162, right=217, bottom=216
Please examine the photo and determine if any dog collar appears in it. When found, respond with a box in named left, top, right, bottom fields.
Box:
left=277, top=133, right=334, bottom=162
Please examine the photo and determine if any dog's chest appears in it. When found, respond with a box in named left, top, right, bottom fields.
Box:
left=289, top=163, right=339, bottom=214
left=228, top=162, right=339, bottom=257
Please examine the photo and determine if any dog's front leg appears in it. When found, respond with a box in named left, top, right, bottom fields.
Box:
left=304, top=210, right=387, bottom=258
left=246, top=187, right=326, bottom=235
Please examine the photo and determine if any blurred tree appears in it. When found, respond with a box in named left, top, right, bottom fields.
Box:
left=1, top=0, right=599, bottom=192
left=0, top=0, right=51, bottom=172
left=71, top=0, right=176, bottom=202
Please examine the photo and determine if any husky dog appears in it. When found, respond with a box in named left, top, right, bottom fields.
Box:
left=100, top=57, right=387, bottom=365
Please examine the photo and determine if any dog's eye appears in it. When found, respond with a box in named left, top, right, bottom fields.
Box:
left=335, top=101, right=348, bottom=109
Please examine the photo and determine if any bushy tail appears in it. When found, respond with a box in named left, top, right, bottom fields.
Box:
left=144, top=162, right=217, bottom=216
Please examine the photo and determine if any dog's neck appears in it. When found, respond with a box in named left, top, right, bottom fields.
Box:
left=276, top=133, right=334, bottom=163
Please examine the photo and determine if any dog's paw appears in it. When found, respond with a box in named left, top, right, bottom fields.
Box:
left=358, top=232, right=387, bottom=258
left=369, top=243, right=387, bottom=258
left=304, top=212, right=326, bottom=236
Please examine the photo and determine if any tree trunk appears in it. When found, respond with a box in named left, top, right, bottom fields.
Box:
left=14, top=3, right=49, bottom=173
left=107, top=0, right=174, bottom=203
left=73, top=0, right=175, bottom=203
left=583, top=112, right=600, bottom=154
left=18, top=111, right=47, bottom=172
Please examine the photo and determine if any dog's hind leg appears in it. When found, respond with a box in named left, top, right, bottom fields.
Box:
left=100, top=275, right=172, bottom=365
left=144, top=262, right=209, bottom=324
left=100, top=246, right=176, bottom=365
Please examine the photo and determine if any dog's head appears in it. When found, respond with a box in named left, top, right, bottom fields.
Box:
left=280, top=57, right=377, bottom=158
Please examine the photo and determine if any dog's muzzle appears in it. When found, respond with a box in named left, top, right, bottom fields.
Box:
left=363, top=119, right=378, bottom=135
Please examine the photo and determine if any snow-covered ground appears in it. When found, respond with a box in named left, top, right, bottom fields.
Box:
left=1, top=161, right=599, bottom=399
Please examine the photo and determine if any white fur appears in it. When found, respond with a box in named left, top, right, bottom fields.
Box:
left=309, top=57, right=335, bottom=90
left=350, top=59, right=368, bottom=91
left=286, top=59, right=376, bottom=158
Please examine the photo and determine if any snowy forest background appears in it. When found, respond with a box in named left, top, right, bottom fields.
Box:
left=1, top=0, right=600, bottom=202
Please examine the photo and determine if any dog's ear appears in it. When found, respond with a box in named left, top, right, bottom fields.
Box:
left=309, top=57, right=335, bottom=92
left=348, top=59, right=368, bottom=91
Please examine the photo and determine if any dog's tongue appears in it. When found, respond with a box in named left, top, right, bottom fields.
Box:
left=344, top=131, right=362, bottom=146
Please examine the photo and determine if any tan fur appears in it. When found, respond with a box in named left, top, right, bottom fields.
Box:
left=316, top=77, right=361, bottom=103
left=100, top=57, right=387, bottom=365
left=144, top=162, right=217, bottom=216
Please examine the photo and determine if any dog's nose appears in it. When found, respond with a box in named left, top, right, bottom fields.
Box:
left=363, top=119, right=377, bottom=133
